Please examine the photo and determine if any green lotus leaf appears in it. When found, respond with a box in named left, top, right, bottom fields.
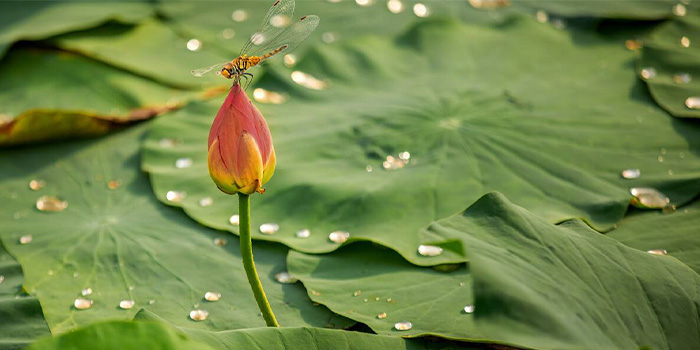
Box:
left=0, top=47, right=203, bottom=146
left=48, top=19, right=231, bottom=89
left=607, top=201, right=700, bottom=273
left=514, top=0, right=681, bottom=20
left=0, top=123, right=351, bottom=334
left=135, top=309, right=486, bottom=350
left=25, top=320, right=215, bottom=350
left=0, top=1, right=153, bottom=59
left=141, top=16, right=700, bottom=266
left=288, top=192, right=700, bottom=349
left=640, top=14, right=700, bottom=118
left=0, top=241, right=50, bottom=350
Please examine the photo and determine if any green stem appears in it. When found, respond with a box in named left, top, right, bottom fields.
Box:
left=238, top=193, right=279, bottom=327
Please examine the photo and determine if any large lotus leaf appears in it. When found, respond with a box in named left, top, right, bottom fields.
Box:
left=288, top=192, right=700, bottom=350
left=25, top=321, right=215, bottom=350
left=135, top=309, right=486, bottom=350
left=0, top=241, right=50, bottom=350
left=157, top=0, right=508, bottom=59
left=48, top=19, right=231, bottom=89
left=0, top=123, right=351, bottom=334
left=0, top=47, right=203, bottom=146
left=141, top=16, right=700, bottom=266
left=640, top=14, right=700, bottom=118
left=0, top=1, right=153, bottom=59
left=514, top=0, right=680, bottom=20
left=607, top=201, right=700, bottom=274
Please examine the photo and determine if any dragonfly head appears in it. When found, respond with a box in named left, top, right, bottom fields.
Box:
left=221, top=62, right=235, bottom=79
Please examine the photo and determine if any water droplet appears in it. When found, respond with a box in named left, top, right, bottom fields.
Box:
left=673, top=73, right=692, bottom=84
left=328, top=231, right=350, bottom=243
left=322, top=32, right=337, bottom=43
left=175, top=158, right=192, bottom=169
left=166, top=191, right=186, bottom=203
left=418, top=245, right=443, bottom=257
left=199, top=197, right=213, bottom=207
left=149, top=299, right=156, bottom=305
left=74, top=298, right=93, bottom=310
left=19, top=235, right=32, bottom=244
left=394, top=321, right=412, bottom=331
left=363, top=298, right=368, bottom=302
left=668, top=169, right=674, bottom=176
left=81, top=288, right=93, bottom=296
left=229, top=214, right=240, bottom=225
left=47, top=270, right=54, bottom=276
left=270, top=14, right=290, bottom=28
left=291, top=71, right=328, bottom=90
left=260, top=223, right=279, bottom=235
left=535, top=10, right=548, bottom=23
left=186, top=39, right=202, bottom=51
left=625, top=39, right=642, bottom=51
left=204, top=292, right=221, bottom=301
left=468, top=0, right=511, bottom=8
left=221, top=28, right=236, bottom=39
left=383, top=156, right=405, bottom=170
left=251, top=32, right=266, bottom=45
left=647, top=249, right=667, bottom=255
left=274, top=271, right=298, bottom=284
left=681, top=36, right=691, bottom=48
left=189, top=309, right=209, bottom=321
left=296, top=229, right=311, bottom=238
left=159, top=138, right=182, bottom=148
left=232, top=9, right=248, bottom=22
left=213, top=238, right=227, bottom=246
left=355, top=0, right=372, bottom=6
left=387, top=0, right=404, bottom=13
left=374, top=296, right=380, bottom=301
left=284, top=54, right=297, bottom=67
left=658, top=156, right=664, bottom=163
left=386, top=297, right=393, bottom=302
left=412, top=3, right=429, bottom=17
left=464, top=305, right=475, bottom=313
left=311, top=290, right=321, bottom=296
left=377, top=312, right=387, bottom=319
left=353, top=290, right=361, bottom=296
left=630, top=187, right=670, bottom=209
left=128, top=285, right=135, bottom=291
left=621, top=168, right=641, bottom=179
left=29, top=180, right=45, bottom=190
left=119, top=300, right=135, bottom=309
left=640, top=67, right=656, bottom=80
left=685, top=97, right=700, bottom=109
left=365, top=165, right=373, bottom=172
left=253, top=88, right=288, bottom=104
left=107, top=180, right=122, bottom=190
left=36, top=195, right=68, bottom=212
left=673, top=3, right=687, bottom=16
left=0, top=275, right=4, bottom=284
left=459, top=282, right=465, bottom=286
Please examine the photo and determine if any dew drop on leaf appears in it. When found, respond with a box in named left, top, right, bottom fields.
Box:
left=621, top=168, right=641, bottom=179
left=0, top=275, right=4, bottom=284
left=119, top=300, right=135, bottom=309
left=107, top=180, right=122, bottom=190
left=629, top=187, right=671, bottom=209
left=418, top=245, right=443, bottom=257
left=647, top=249, right=668, bottom=255
left=296, top=229, right=311, bottom=238
left=189, top=309, right=209, bottom=321
left=394, top=321, right=412, bottom=331
left=353, top=290, right=361, bottom=297
left=260, top=223, right=279, bottom=235
left=81, top=288, right=93, bottom=296
left=640, top=67, right=656, bottom=80
left=198, top=197, right=213, bottom=207
left=204, top=292, right=221, bottom=302
left=464, top=305, right=475, bottom=313
left=377, top=312, right=387, bottom=319
left=166, top=191, right=186, bottom=203
left=175, top=158, right=193, bottom=169
left=274, top=271, right=298, bottom=284
left=290, top=71, right=328, bottom=90
left=229, top=214, right=240, bottom=226
left=29, top=180, right=45, bottom=190
left=685, top=97, right=700, bottom=109
left=387, top=0, right=404, bottom=13
left=19, top=235, right=32, bottom=244
left=673, top=73, right=692, bottom=84
left=74, top=298, right=93, bottom=310
left=36, top=195, right=68, bottom=212
left=328, top=231, right=350, bottom=243
left=213, top=238, right=227, bottom=246
left=673, top=3, right=687, bottom=16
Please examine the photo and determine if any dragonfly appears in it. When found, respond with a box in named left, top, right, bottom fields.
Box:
left=191, top=0, right=319, bottom=87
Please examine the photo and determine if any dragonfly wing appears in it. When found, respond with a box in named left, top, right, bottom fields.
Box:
left=240, top=0, right=296, bottom=56
left=246, top=14, right=320, bottom=59
left=191, top=62, right=229, bottom=77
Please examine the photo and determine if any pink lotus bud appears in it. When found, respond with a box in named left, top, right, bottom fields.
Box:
left=207, top=84, right=276, bottom=195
